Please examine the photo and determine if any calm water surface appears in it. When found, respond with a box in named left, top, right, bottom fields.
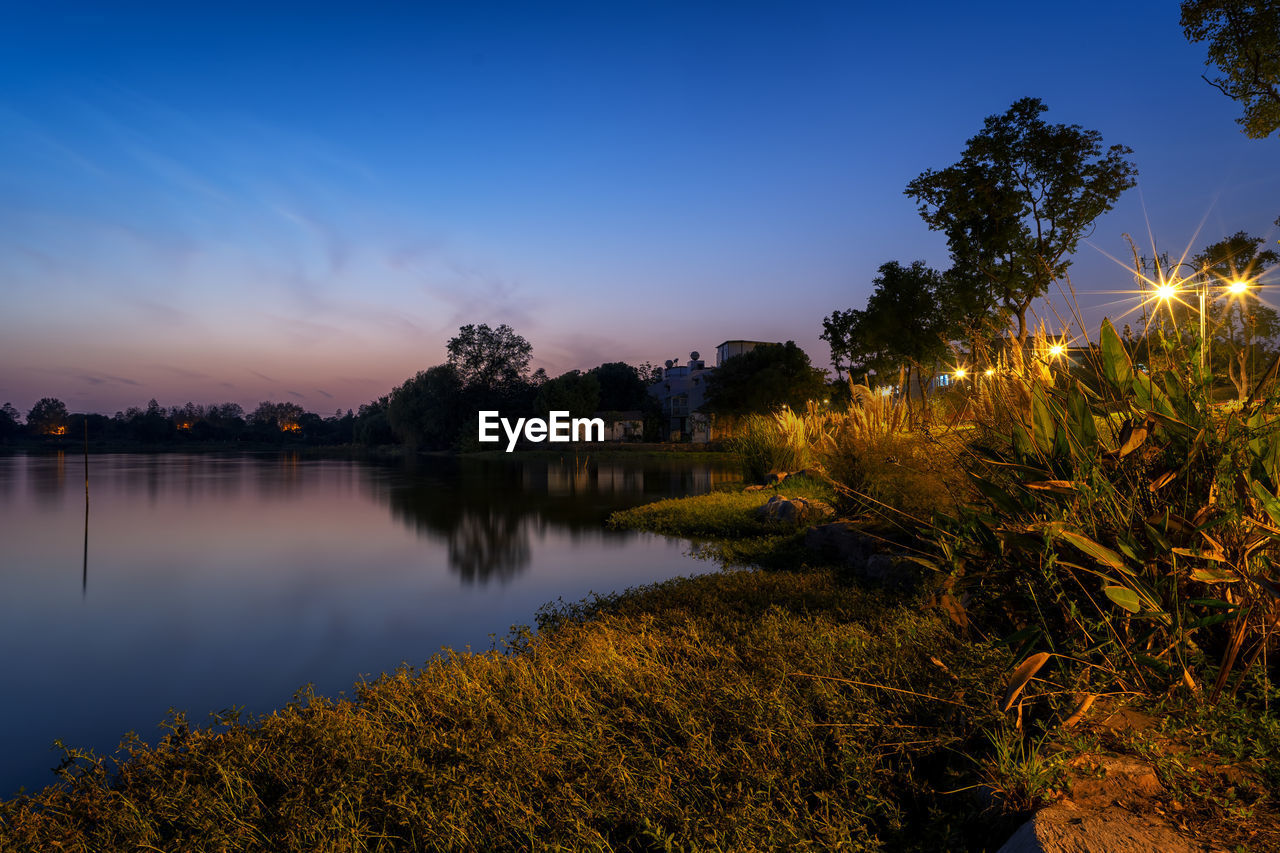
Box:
left=0, top=451, right=736, bottom=796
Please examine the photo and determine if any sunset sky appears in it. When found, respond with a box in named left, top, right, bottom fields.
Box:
left=2, top=2, right=1276, bottom=415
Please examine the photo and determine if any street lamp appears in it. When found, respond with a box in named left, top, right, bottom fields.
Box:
left=1196, top=271, right=1258, bottom=372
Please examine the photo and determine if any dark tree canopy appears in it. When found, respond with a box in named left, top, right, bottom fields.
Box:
left=1182, top=0, right=1280, bottom=138
left=387, top=365, right=465, bottom=450
left=905, top=97, right=1137, bottom=343
left=533, top=370, right=601, bottom=419
left=26, top=397, right=68, bottom=435
left=250, top=401, right=306, bottom=430
left=703, top=342, right=828, bottom=416
left=0, top=402, right=21, bottom=439
left=587, top=362, right=649, bottom=412
left=822, top=260, right=950, bottom=380
left=446, top=323, right=533, bottom=390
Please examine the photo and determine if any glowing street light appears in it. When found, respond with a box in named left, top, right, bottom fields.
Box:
left=1048, top=344, right=1065, bottom=358
left=954, top=367, right=967, bottom=381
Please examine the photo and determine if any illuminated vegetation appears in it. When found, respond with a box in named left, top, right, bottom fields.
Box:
left=0, top=571, right=1017, bottom=851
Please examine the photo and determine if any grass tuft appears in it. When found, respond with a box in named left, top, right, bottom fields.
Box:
left=0, top=570, right=1016, bottom=852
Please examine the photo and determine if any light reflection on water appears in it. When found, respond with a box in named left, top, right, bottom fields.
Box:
left=0, top=451, right=737, bottom=796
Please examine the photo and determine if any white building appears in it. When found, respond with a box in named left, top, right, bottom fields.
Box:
left=649, top=340, right=776, bottom=441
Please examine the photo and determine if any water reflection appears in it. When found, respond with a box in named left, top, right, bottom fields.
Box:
left=27, top=451, right=66, bottom=506
left=377, top=455, right=738, bottom=584
left=449, top=511, right=531, bottom=583
left=0, top=451, right=736, bottom=796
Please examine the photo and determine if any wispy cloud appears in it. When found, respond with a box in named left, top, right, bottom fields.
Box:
left=65, top=370, right=142, bottom=387
left=152, top=364, right=210, bottom=380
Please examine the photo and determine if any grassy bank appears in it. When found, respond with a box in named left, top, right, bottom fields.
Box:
left=2, top=570, right=1015, bottom=851
left=608, top=473, right=1280, bottom=851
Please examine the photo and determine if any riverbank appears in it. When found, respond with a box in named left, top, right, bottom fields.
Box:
left=608, top=480, right=1280, bottom=850
left=2, top=474, right=1278, bottom=850
left=2, top=567, right=1015, bottom=850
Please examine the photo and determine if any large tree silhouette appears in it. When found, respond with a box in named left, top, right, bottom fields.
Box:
left=906, top=97, right=1137, bottom=344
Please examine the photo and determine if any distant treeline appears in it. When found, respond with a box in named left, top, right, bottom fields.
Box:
left=0, top=325, right=665, bottom=450
left=1, top=323, right=839, bottom=451
left=0, top=397, right=363, bottom=448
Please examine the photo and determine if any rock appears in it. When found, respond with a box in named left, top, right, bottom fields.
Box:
left=1066, top=755, right=1164, bottom=804
left=743, top=484, right=767, bottom=492
left=803, top=523, right=917, bottom=588
left=754, top=495, right=833, bottom=525
left=998, top=754, right=1201, bottom=853
left=804, top=522, right=875, bottom=564
left=996, top=801, right=1199, bottom=853
left=863, top=553, right=898, bottom=582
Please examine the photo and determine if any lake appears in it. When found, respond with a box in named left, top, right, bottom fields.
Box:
left=0, top=451, right=738, bottom=796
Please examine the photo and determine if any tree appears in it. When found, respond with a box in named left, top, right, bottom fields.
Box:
left=354, top=396, right=396, bottom=446
left=534, top=370, right=601, bottom=419
left=387, top=365, right=465, bottom=450
left=0, top=402, right=20, bottom=440
left=1181, top=0, right=1280, bottom=138
left=936, top=266, right=1010, bottom=360
left=1194, top=230, right=1280, bottom=398
left=822, top=260, right=947, bottom=376
left=905, top=97, right=1137, bottom=344
left=822, top=261, right=950, bottom=400
left=249, top=401, right=305, bottom=431
left=446, top=323, right=534, bottom=391
left=26, top=397, right=68, bottom=435
left=208, top=402, right=245, bottom=423
left=127, top=399, right=176, bottom=442
left=587, top=362, right=648, bottom=411
left=703, top=342, right=828, bottom=416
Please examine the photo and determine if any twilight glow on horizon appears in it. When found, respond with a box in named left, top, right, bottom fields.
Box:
left=2, top=2, right=1277, bottom=415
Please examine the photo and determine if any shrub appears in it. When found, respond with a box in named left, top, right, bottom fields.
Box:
left=813, top=384, right=966, bottom=523
left=820, top=431, right=967, bottom=522
left=729, top=405, right=828, bottom=482
left=932, top=319, right=1280, bottom=708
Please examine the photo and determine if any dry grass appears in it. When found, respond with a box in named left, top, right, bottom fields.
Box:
left=0, top=570, right=1014, bottom=852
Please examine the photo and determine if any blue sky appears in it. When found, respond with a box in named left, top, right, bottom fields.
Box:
left=1, top=1, right=1276, bottom=414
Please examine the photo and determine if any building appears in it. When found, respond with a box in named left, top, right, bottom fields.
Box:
left=649, top=352, right=712, bottom=441
left=597, top=411, right=644, bottom=442
left=715, top=339, right=773, bottom=366
left=648, top=340, right=778, bottom=441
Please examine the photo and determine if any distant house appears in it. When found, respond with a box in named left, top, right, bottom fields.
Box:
left=648, top=340, right=778, bottom=441
left=597, top=411, right=644, bottom=442
left=715, top=339, right=774, bottom=366
left=649, top=352, right=713, bottom=442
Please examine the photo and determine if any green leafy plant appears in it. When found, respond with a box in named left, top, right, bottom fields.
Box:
left=937, top=317, right=1280, bottom=709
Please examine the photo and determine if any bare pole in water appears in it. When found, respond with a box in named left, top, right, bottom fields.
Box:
left=83, top=417, right=89, bottom=597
